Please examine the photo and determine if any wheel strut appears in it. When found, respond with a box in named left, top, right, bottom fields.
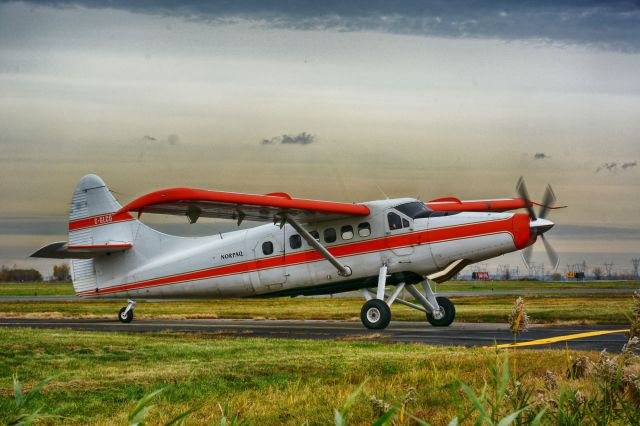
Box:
left=118, top=299, right=136, bottom=323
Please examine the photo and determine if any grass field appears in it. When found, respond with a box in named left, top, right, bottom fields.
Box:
left=0, top=282, right=637, bottom=325
left=2, top=280, right=639, bottom=297
left=0, top=327, right=604, bottom=425
left=0, top=293, right=634, bottom=324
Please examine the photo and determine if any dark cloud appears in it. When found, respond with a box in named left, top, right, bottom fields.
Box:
left=261, top=132, right=315, bottom=146
left=139, top=134, right=180, bottom=145
left=596, top=160, right=637, bottom=173
left=533, top=152, right=549, bottom=160
left=22, top=1, right=640, bottom=52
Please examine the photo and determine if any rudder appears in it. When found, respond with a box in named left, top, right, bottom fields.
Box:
left=68, top=174, right=137, bottom=295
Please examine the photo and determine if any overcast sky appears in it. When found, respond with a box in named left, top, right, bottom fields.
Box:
left=1, top=1, right=639, bottom=275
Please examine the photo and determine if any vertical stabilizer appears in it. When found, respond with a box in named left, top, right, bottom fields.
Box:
left=68, top=174, right=136, bottom=295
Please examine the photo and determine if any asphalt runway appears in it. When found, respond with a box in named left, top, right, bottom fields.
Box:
left=0, top=318, right=629, bottom=352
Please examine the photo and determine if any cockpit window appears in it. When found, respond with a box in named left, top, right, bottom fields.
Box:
left=395, top=201, right=432, bottom=219
left=387, top=212, right=403, bottom=230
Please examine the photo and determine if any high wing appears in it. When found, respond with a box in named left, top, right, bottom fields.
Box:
left=116, top=188, right=370, bottom=224
left=426, top=197, right=529, bottom=212
left=425, top=197, right=565, bottom=213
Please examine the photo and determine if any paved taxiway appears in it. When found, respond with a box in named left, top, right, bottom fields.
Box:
left=0, top=318, right=628, bottom=352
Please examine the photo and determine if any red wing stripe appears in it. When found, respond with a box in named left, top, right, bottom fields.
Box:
left=77, top=218, right=515, bottom=296
left=69, top=212, right=134, bottom=231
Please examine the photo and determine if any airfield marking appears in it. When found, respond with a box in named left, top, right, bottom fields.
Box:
left=490, top=329, right=630, bottom=349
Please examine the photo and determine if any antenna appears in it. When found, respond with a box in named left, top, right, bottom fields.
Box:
left=374, top=182, right=390, bottom=200
left=632, top=258, right=640, bottom=279
left=604, top=262, right=614, bottom=279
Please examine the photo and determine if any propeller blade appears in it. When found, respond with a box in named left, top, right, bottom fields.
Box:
left=541, top=234, right=559, bottom=271
left=522, top=244, right=534, bottom=269
left=538, top=184, right=556, bottom=220
left=516, top=176, right=537, bottom=221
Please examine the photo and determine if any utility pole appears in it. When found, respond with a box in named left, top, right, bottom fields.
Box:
left=604, top=262, right=614, bottom=279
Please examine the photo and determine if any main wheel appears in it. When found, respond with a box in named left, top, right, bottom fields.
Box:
left=118, top=307, right=133, bottom=323
left=360, top=299, right=391, bottom=330
left=426, top=296, right=455, bottom=327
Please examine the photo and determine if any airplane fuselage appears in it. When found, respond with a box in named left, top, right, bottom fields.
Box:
left=73, top=198, right=530, bottom=299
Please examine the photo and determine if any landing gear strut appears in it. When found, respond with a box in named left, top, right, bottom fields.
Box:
left=118, top=299, right=136, bottom=323
left=359, top=268, right=456, bottom=330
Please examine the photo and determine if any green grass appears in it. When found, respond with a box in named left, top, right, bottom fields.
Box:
left=1, top=280, right=638, bottom=297
left=0, top=327, right=599, bottom=425
left=436, top=279, right=640, bottom=292
left=0, top=293, right=634, bottom=324
left=0, top=282, right=74, bottom=296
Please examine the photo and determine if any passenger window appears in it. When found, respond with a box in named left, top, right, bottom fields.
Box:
left=341, top=225, right=354, bottom=240
left=262, top=241, right=274, bottom=255
left=323, top=228, right=337, bottom=243
left=402, top=218, right=410, bottom=228
left=358, top=222, right=371, bottom=237
left=387, top=212, right=402, bottom=230
left=289, top=234, right=302, bottom=249
left=310, top=230, right=319, bottom=241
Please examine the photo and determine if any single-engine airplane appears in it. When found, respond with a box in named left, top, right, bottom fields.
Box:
left=32, top=175, right=563, bottom=329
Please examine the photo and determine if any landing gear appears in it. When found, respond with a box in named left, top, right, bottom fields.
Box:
left=360, top=265, right=394, bottom=330
left=118, top=299, right=136, bottom=323
left=361, top=299, right=391, bottom=329
left=426, top=296, right=456, bottom=327
left=359, top=270, right=456, bottom=330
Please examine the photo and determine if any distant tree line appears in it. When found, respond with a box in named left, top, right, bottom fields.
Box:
left=0, top=263, right=71, bottom=282
left=0, top=265, right=42, bottom=282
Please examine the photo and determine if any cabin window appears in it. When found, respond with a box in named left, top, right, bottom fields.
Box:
left=289, top=234, right=302, bottom=249
left=387, top=212, right=403, bottom=230
left=324, top=228, right=337, bottom=243
left=341, top=225, right=354, bottom=240
left=358, top=222, right=371, bottom=237
left=402, top=218, right=410, bottom=228
left=309, top=230, right=320, bottom=242
left=262, top=241, right=274, bottom=255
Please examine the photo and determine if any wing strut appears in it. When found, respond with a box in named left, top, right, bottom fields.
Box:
left=282, top=213, right=352, bottom=277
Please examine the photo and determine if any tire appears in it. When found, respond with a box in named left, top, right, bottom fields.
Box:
left=426, top=296, right=455, bottom=327
left=360, top=299, right=391, bottom=330
left=118, top=307, right=133, bottom=323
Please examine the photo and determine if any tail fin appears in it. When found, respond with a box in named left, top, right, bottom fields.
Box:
left=68, top=175, right=137, bottom=295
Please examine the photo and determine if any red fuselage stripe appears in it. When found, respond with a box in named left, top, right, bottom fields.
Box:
left=77, top=217, right=517, bottom=296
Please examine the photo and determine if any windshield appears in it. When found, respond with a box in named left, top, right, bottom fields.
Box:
left=395, top=202, right=432, bottom=219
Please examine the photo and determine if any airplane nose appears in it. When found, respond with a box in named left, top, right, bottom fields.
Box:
left=530, top=218, right=554, bottom=234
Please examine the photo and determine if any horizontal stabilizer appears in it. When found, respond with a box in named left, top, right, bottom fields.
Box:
left=31, top=241, right=132, bottom=259
left=427, top=259, right=470, bottom=284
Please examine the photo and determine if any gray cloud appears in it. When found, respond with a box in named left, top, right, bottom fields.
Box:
left=533, top=152, right=549, bottom=160
left=596, top=160, right=637, bottom=173
left=140, top=134, right=180, bottom=145
left=261, top=132, right=315, bottom=146
left=20, top=1, right=640, bottom=52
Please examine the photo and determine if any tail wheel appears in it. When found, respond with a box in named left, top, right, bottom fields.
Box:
left=118, top=307, right=133, bottom=323
left=360, top=299, right=391, bottom=330
left=426, top=296, right=455, bottom=327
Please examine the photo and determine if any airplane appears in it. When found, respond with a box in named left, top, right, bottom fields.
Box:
left=32, top=174, right=563, bottom=329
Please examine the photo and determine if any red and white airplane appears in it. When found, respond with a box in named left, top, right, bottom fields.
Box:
left=32, top=174, right=562, bottom=329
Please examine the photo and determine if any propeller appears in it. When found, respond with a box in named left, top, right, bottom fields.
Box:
left=516, top=177, right=561, bottom=272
